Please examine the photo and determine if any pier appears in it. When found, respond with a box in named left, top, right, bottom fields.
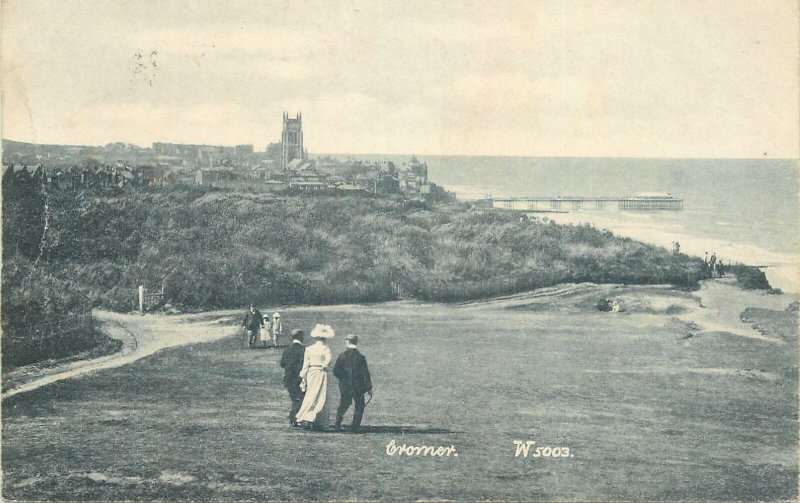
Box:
left=489, top=192, right=683, bottom=212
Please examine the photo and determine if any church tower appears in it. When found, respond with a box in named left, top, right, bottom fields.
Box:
left=281, top=112, right=305, bottom=170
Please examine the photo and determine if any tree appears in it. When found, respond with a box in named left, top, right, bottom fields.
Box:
left=2, top=169, right=46, bottom=260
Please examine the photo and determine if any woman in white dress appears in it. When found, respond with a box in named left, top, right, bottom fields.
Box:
left=260, top=315, right=272, bottom=348
left=296, top=324, right=334, bottom=429
left=271, top=312, right=282, bottom=347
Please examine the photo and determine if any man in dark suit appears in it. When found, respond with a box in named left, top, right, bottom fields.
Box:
left=280, top=329, right=306, bottom=427
left=333, top=334, right=373, bottom=432
left=242, top=304, right=264, bottom=348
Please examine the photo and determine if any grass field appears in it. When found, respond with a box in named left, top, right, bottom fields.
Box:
left=2, top=282, right=797, bottom=501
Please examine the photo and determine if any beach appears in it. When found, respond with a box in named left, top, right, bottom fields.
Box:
left=412, top=156, right=800, bottom=294
left=544, top=210, right=800, bottom=294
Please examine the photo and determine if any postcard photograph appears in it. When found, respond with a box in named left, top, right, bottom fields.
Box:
left=1, top=1, right=798, bottom=501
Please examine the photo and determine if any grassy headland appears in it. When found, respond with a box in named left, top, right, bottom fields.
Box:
left=6, top=186, right=714, bottom=310
left=2, top=184, right=768, bottom=366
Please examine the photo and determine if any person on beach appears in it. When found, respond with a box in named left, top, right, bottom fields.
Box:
left=333, top=334, right=373, bottom=432
left=296, top=324, right=334, bottom=430
left=242, top=304, right=265, bottom=349
left=271, top=312, right=282, bottom=346
left=280, top=329, right=306, bottom=427
left=717, top=259, right=725, bottom=277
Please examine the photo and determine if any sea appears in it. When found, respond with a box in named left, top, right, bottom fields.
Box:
left=318, top=155, right=800, bottom=294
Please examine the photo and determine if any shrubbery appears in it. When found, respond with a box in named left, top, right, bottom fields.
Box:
left=1, top=258, right=94, bottom=368
left=2, top=185, right=712, bottom=314
left=729, top=264, right=771, bottom=290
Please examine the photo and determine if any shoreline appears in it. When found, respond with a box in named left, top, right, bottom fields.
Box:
left=531, top=210, right=799, bottom=295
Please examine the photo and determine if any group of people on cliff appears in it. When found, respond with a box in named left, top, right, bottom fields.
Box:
left=279, top=324, right=373, bottom=432
left=242, top=305, right=283, bottom=348
left=244, top=306, right=374, bottom=433
left=703, top=251, right=726, bottom=278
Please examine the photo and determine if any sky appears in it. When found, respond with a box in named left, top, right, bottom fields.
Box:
left=2, top=0, right=798, bottom=157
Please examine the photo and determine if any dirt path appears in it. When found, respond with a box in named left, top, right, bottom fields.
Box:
left=679, top=276, right=795, bottom=344
left=3, top=281, right=796, bottom=501
left=3, top=278, right=793, bottom=398
left=459, top=276, right=796, bottom=344
left=2, top=311, right=239, bottom=399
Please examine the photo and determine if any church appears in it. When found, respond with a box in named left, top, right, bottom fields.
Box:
left=280, top=112, right=307, bottom=171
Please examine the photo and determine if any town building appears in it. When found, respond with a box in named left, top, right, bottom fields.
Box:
left=195, top=167, right=238, bottom=186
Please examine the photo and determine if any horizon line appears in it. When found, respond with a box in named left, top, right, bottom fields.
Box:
left=2, top=138, right=798, bottom=162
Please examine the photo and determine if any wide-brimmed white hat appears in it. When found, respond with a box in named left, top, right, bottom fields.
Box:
left=273, top=312, right=281, bottom=318
left=310, top=324, right=335, bottom=339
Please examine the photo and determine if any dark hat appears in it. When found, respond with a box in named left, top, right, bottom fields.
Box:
left=345, top=334, right=358, bottom=344
left=291, top=329, right=304, bottom=340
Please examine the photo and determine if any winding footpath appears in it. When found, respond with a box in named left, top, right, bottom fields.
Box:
left=3, top=277, right=794, bottom=398
left=2, top=310, right=239, bottom=399
left=678, top=276, right=793, bottom=344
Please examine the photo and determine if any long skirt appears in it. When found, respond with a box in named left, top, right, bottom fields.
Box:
left=295, top=368, right=330, bottom=426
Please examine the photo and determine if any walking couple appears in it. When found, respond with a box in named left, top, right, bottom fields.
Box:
left=280, top=324, right=373, bottom=432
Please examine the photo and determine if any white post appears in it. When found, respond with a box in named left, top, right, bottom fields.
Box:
left=138, top=285, right=145, bottom=316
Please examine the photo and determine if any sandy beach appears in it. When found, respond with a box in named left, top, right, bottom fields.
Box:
left=543, top=210, right=799, bottom=294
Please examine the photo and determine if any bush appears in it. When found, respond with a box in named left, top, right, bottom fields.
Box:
left=4, top=186, right=716, bottom=312
left=1, top=258, right=93, bottom=368
left=729, top=265, right=772, bottom=290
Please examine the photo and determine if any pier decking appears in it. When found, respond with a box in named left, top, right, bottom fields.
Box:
left=490, top=192, right=683, bottom=212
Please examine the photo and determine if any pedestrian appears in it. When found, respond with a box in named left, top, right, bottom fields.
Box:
left=333, top=334, right=373, bottom=433
left=242, top=304, right=265, bottom=349
left=271, top=312, right=282, bottom=347
left=296, top=324, right=335, bottom=430
left=260, top=315, right=272, bottom=348
left=280, top=329, right=306, bottom=427
left=717, top=259, right=725, bottom=277
left=710, top=252, right=717, bottom=278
